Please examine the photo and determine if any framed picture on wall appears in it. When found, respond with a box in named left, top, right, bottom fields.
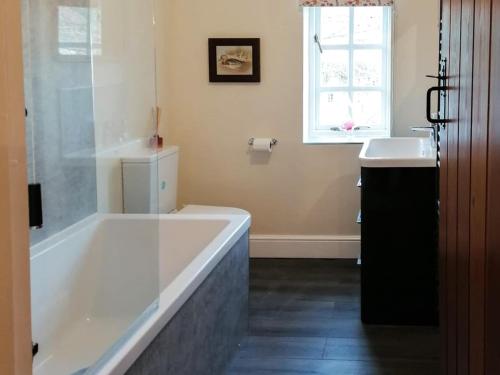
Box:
left=208, top=38, right=261, bottom=83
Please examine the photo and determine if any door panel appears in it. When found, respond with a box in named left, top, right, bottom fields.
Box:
left=438, top=1, right=450, bottom=373
left=441, top=0, right=499, bottom=373
left=442, top=0, right=462, bottom=372
left=470, top=0, right=491, bottom=373
left=456, top=0, right=474, bottom=373
left=486, top=1, right=500, bottom=373
left=0, top=0, right=32, bottom=373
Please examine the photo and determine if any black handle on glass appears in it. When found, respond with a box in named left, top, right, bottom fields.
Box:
left=28, top=183, right=43, bottom=229
left=427, top=86, right=450, bottom=124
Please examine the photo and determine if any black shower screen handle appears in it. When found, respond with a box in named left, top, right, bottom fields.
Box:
left=28, top=183, right=43, bottom=229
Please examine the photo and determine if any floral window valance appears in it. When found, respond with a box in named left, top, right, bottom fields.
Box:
left=300, top=0, right=393, bottom=6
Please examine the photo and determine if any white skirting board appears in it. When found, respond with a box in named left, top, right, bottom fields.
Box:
left=249, top=235, right=361, bottom=259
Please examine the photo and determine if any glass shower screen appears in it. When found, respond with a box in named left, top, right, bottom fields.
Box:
left=23, top=0, right=161, bottom=373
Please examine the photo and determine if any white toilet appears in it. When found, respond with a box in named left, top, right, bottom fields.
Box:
left=121, top=146, right=244, bottom=215
left=122, top=146, right=179, bottom=214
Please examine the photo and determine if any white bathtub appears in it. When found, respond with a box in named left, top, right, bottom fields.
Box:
left=31, top=209, right=251, bottom=375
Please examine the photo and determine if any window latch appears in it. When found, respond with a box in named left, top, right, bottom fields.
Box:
left=314, top=34, right=323, bottom=54
left=353, top=126, right=371, bottom=131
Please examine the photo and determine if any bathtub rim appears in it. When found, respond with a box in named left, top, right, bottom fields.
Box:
left=30, top=213, right=100, bottom=259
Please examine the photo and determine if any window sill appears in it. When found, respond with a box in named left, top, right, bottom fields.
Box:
left=303, top=136, right=384, bottom=145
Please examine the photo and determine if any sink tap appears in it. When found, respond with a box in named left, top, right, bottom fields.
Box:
left=411, top=125, right=438, bottom=148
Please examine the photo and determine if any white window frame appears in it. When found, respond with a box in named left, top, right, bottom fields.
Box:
left=303, top=6, right=393, bottom=144
left=57, top=5, right=102, bottom=60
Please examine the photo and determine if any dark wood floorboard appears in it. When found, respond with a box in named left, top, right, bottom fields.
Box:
left=226, top=259, right=440, bottom=375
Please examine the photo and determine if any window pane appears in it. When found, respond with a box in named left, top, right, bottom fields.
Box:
left=321, top=50, right=349, bottom=87
left=353, top=50, right=382, bottom=87
left=352, top=91, right=382, bottom=127
left=354, top=7, right=383, bottom=45
left=58, top=6, right=89, bottom=44
left=319, top=92, right=351, bottom=128
left=58, top=6, right=102, bottom=56
left=304, top=7, right=391, bottom=142
left=320, top=7, right=349, bottom=45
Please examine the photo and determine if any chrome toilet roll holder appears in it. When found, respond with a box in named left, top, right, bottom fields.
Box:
left=248, top=138, right=278, bottom=146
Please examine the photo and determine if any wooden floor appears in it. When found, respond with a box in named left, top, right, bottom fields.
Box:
left=225, top=259, right=440, bottom=375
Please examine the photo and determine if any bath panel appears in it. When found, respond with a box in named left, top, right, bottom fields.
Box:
left=126, top=232, right=249, bottom=375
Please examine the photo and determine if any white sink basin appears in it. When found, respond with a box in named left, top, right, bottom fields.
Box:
left=359, top=137, right=437, bottom=168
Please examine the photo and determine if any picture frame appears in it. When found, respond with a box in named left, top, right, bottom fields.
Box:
left=208, top=38, right=261, bottom=83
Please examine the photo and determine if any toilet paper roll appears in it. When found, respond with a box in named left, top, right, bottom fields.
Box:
left=252, top=138, right=273, bottom=152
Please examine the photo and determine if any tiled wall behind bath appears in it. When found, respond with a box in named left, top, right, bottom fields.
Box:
left=23, top=0, right=98, bottom=245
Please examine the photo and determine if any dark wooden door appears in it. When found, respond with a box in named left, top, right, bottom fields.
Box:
left=485, top=1, right=500, bottom=373
left=439, top=0, right=499, bottom=373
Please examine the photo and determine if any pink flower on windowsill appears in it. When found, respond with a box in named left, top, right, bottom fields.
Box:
left=342, top=120, right=356, bottom=131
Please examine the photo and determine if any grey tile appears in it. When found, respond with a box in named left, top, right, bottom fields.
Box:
left=22, top=0, right=97, bottom=246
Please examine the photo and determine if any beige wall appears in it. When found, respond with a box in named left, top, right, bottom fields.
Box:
left=393, top=0, right=440, bottom=136
left=0, top=0, right=32, bottom=373
left=158, top=0, right=439, bottom=235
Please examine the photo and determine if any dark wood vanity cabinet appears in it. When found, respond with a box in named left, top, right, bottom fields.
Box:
left=360, top=167, right=439, bottom=326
